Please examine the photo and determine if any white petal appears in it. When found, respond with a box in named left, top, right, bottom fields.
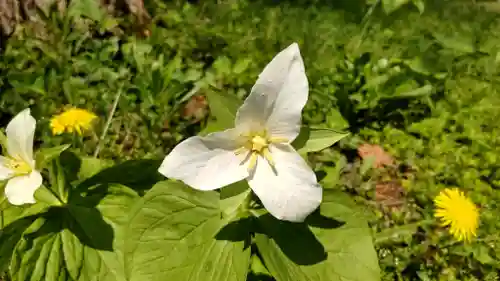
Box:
left=0, top=156, right=14, bottom=180
left=235, top=43, right=308, bottom=141
left=248, top=144, right=322, bottom=222
left=6, top=108, right=36, bottom=163
left=158, top=129, right=248, bottom=191
left=4, top=171, right=42, bottom=205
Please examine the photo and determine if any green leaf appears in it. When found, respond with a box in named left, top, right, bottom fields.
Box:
left=432, top=32, right=475, bottom=54
left=250, top=255, right=272, bottom=278
left=78, top=159, right=163, bottom=193
left=35, top=144, right=71, bottom=171
left=8, top=184, right=139, bottom=281
left=205, top=90, right=242, bottom=129
left=1, top=181, right=50, bottom=230
left=0, top=216, right=38, bottom=273
left=374, top=223, right=419, bottom=245
left=326, top=109, right=349, bottom=131
left=320, top=157, right=347, bottom=188
left=293, top=127, right=349, bottom=154
left=34, top=186, right=64, bottom=207
left=199, top=119, right=227, bottom=136
left=0, top=130, right=8, bottom=152
left=394, top=84, right=433, bottom=99
left=411, top=0, right=425, bottom=13
left=125, top=181, right=251, bottom=281
left=470, top=244, right=495, bottom=265
left=78, top=156, right=115, bottom=180
left=382, top=0, right=410, bottom=14
left=233, top=59, right=252, bottom=74
left=68, top=0, right=105, bottom=22
left=255, top=190, right=380, bottom=281
left=58, top=151, right=161, bottom=193
left=220, top=181, right=252, bottom=218
left=0, top=186, right=49, bottom=273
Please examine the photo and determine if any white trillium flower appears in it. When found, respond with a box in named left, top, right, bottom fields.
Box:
left=159, top=43, right=322, bottom=222
left=0, top=109, right=42, bottom=205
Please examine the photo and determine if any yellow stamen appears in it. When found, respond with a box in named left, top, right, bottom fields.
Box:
left=234, top=130, right=288, bottom=172
left=247, top=153, right=258, bottom=172
left=251, top=135, right=268, bottom=152
left=262, top=147, right=275, bottom=167
left=5, top=158, right=32, bottom=176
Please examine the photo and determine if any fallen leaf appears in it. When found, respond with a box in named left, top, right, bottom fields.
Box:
left=375, top=180, right=405, bottom=210
left=358, top=143, right=395, bottom=168
left=182, top=95, right=208, bottom=123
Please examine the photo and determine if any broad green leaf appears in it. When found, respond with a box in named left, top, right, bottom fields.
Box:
left=382, top=0, right=410, bottom=14
left=250, top=255, right=271, bottom=276
left=8, top=184, right=139, bottom=281
left=220, top=181, right=252, bottom=218
left=255, top=190, right=380, bottom=281
left=35, top=144, right=71, bottom=171
left=205, top=90, right=242, bottom=129
left=77, top=159, right=162, bottom=192
left=0, top=182, right=48, bottom=274
left=293, top=127, right=349, bottom=154
left=59, top=152, right=119, bottom=186
left=58, top=151, right=161, bottom=193
left=0, top=216, right=38, bottom=273
left=326, top=109, right=349, bottom=131
left=78, top=156, right=115, bottom=180
left=1, top=180, right=50, bottom=230
left=125, top=181, right=251, bottom=281
left=199, top=119, right=226, bottom=136
left=34, top=186, right=64, bottom=207
left=47, top=158, right=70, bottom=203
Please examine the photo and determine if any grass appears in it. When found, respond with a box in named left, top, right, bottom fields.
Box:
left=1, top=0, right=500, bottom=280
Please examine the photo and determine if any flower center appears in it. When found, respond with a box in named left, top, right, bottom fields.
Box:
left=5, top=158, right=32, bottom=176
left=235, top=131, right=288, bottom=173
left=251, top=135, right=269, bottom=152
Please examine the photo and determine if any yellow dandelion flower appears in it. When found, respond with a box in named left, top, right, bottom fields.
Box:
left=50, top=108, right=97, bottom=135
left=434, top=188, right=479, bottom=242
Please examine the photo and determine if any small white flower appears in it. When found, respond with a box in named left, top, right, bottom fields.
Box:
left=0, top=109, right=42, bottom=205
left=159, top=43, right=322, bottom=222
